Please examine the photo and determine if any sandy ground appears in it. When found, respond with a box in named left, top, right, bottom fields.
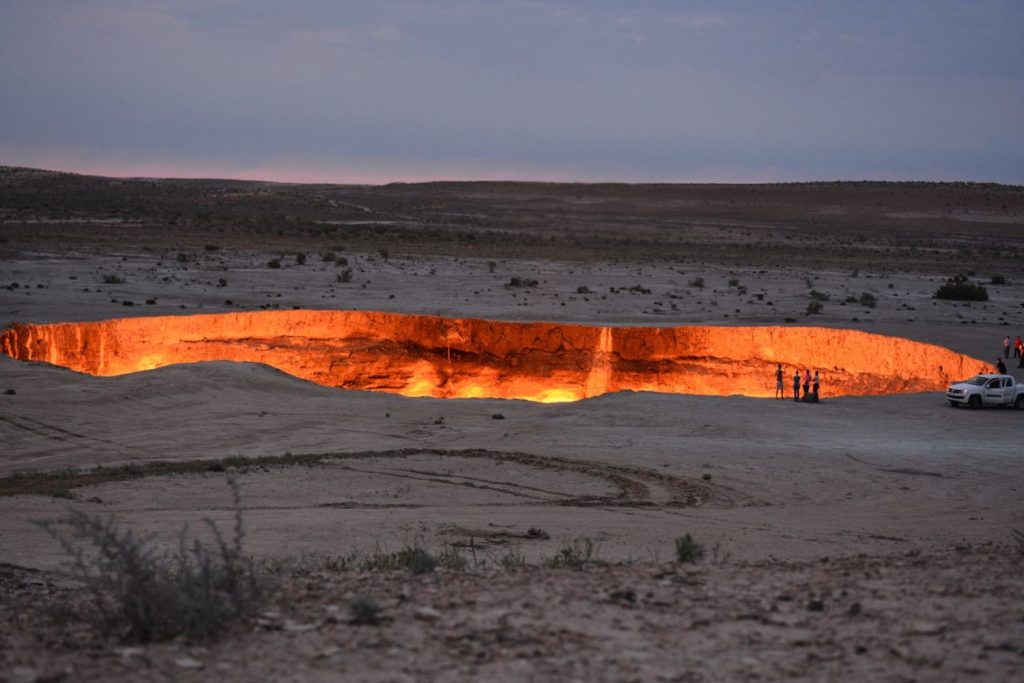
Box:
left=2, top=202, right=1024, bottom=679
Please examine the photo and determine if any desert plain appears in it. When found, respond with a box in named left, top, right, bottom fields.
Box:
left=1, top=167, right=1023, bottom=681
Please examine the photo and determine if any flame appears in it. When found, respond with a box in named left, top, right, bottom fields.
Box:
left=0, top=310, right=990, bottom=402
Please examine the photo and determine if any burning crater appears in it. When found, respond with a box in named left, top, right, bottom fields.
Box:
left=0, top=310, right=987, bottom=402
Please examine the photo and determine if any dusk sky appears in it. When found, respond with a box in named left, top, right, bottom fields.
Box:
left=1, top=1, right=1022, bottom=184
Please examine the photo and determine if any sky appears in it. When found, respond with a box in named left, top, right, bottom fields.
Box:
left=1, top=0, right=1022, bottom=184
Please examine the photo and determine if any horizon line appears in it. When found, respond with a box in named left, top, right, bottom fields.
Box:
left=3, top=161, right=1022, bottom=189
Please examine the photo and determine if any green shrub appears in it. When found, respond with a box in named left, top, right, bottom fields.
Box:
left=935, top=275, right=988, bottom=301
left=859, top=292, right=877, bottom=308
left=337, top=268, right=352, bottom=283
left=349, top=596, right=383, bottom=625
left=806, top=301, right=823, bottom=315
left=675, top=534, right=704, bottom=563
left=267, top=258, right=281, bottom=269
left=809, top=290, right=830, bottom=302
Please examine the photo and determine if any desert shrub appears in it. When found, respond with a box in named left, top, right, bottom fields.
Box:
left=675, top=534, right=704, bottom=563
left=267, top=258, right=281, bottom=269
left=808, top=290, right=830, bottom=302
left=487, top=260, right=497, bottom=273
left=295, top=252, right=306, bottom=265
left=349, top=596, right=383, bottom=625
left=336, top=257, right=349, bottom=266
left=176, top=252, right=190, bottom=263
left=859, top=292, right=877, bottom=308
left=361, top=546, right=436, bottom=574
left=437, top=544, right=468, bottom=571
left=34, top=479, right=266, bottom=643
left=378, top=248, right=389, bottom=260
left=934, top=275, right=988, bottom=301
left=506, top=277, right=539, bottom=288
left=102, top=275, right=124, bottom=284
left=320, top=251, right=336, bottom=262
left=548, top=537, right=599, bottom=569
left=337, top=268, right=352, bottom=283
left=991, top=275, right=1006, bottom=285
left=497, top=547, right=526, bottom=569
left=576, top=286, right=592, bottom=294
left=204, top=244, right=220, bottom=252
left=727, top=278, right=740, bottom=287
left=689, top=277, right=705, bottom=288
left=806, top=301, right=823, bottom=315
left=626, top=284, right=651, bottom=294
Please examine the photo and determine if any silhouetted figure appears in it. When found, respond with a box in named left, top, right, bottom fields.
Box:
left=793, top=370, right=801, bottom=402
left=802, top=369, right=811, bottom=398
left=997, top=358, right=1007, bottom=374
left=775, top=364, right=784, bottom=399
left=1015, top=336, right=1023, bottom=359
left=812, top=371, right=820, bottom=399
left=1004, top=336, right=1011, bottom=359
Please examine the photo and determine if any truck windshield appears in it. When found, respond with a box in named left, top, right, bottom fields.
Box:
left=965, top=376, right=989, bottom=386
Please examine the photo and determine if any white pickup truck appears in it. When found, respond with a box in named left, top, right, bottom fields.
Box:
left=947, top=373, right=1024, bottom=409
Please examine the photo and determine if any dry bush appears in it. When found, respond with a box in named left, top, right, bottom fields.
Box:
left=34, top=479, right=267, bottom=643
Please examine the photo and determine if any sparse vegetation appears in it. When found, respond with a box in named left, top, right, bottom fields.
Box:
left=548, top=537, right=599, bottom=569
left=33, top=479, right=267, bottom=643
left=689, top=277, right=705, bottom=288
left=934, top=275, right=988, bottom=301
left=859, top=292, right=877, bottom=308
left=806, top=301, right=824, bottom=315
left=361, top=546, right=437, bottom=575
left=991, top=275, right=1006, bottom=285
left=267, top=258, right=281, bottom=269
left=101, top=274, right=123, bottom=284
left=506, top=276, right=539, bottom=288
left=349, top=596, right=383, bottom=625
left=337, top=268, right=353, bottom=283
left=808, top=290, right=830, bottom=302
left=675, top=534, right=704, bottom=563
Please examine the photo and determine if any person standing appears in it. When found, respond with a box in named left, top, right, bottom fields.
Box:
left=1015, top=336, right=1022, bottom=359
left=1003, top=336, right=1011, bottom=359
left=997, top=357, right=1007, bottom=374
left=775, top=364, right=784, bottom=399
left=802, top=369, right=811, bottom=399
left=812, top=371, right=820, bottom=399
left=793, top=370, right=801, bottom=402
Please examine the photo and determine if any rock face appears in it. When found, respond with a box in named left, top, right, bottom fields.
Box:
left=0, top=310, right=988, bottom=402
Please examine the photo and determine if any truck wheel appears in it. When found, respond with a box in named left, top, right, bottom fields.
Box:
left=1016, top=395, right=1024, bottom=410
left=968, top=395, right=981, bottom=410
left=948, top=400, right=958, bottom=408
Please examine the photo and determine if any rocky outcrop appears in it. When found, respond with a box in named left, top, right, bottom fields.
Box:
left=0, top=310, right=989, bottom=402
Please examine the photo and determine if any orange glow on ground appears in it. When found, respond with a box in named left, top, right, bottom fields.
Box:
left=0, top=310, right=989, bottom=402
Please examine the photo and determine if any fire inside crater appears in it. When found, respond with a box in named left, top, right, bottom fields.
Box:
left=0, top=310, right=988, bottom=402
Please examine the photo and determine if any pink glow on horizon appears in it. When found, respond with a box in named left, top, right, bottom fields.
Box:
left=1, top=149, right=800, bottom=185
left=4, top=157, right=631, bottom=186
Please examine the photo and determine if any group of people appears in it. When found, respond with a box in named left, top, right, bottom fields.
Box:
left=998, top=335, right=1023, bottom=374
left=774, top=364, right=820, bottom=402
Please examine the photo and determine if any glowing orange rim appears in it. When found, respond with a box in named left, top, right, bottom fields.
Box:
left=0, top=310, right=989, bottom=402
